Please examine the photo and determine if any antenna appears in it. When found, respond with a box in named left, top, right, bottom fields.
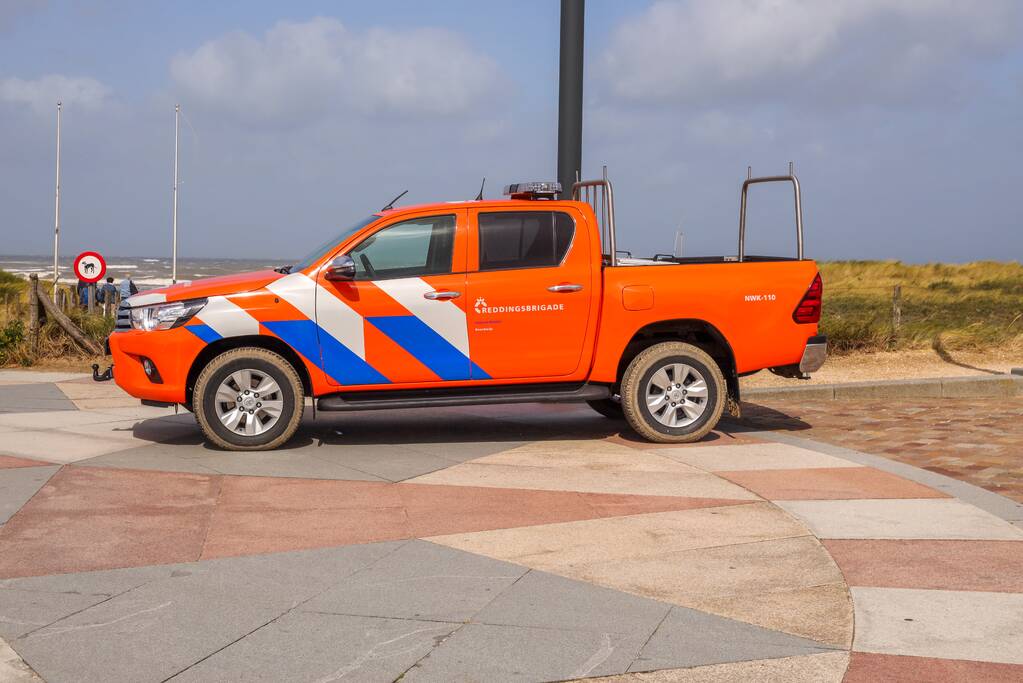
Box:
left=475, top=177, right=485, bottom=201
left=788, top=161, right=795, bottom=175
left=380, top=189, right=408, bottom=211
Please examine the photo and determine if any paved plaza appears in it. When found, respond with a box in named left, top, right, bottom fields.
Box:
left=0, top=370, right=1021, bottom=682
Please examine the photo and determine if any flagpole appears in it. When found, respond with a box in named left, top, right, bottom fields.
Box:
left=172, top=104, right=180, bottom=284
left=52, top=101, right=62, bottom=302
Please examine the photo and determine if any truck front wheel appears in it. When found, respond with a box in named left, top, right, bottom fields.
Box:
left=620, top=342, right=725, bottom=444
left=193, top=347, right=305, bottom=451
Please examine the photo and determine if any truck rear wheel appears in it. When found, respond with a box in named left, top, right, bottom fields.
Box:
left=620, top=342, right=725, bottom=444
left=193, top=347, right=304, bottom=451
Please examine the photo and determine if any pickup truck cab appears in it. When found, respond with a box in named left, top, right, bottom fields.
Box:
left=107, top=171, right=825, bottom=450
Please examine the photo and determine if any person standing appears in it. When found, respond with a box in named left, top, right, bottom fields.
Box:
left=119, top=275, right=138, bottom=300
left=77, top=278, right=89, bottom=309
left=98, top=277, right=117, bottom=304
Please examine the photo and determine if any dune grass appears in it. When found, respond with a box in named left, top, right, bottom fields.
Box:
left=0, top=273, right=115, bottom=366
left=820, top=260, right=1023, bottom=354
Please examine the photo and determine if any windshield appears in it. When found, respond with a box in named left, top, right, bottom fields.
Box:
left=289, top=216, right=378, bottom=273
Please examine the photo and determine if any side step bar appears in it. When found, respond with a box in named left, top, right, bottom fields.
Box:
left=317, top=383, right=610, bottom=412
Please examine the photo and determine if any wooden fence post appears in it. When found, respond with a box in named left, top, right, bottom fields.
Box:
left=28, top=275, right=40, bottom=354
left=87, top=283, right=97, bottom=315
left=892, top=285, right=902, bottom=341
left=35, top=289, right=103, bottom=355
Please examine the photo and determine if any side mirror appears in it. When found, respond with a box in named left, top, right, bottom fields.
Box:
left=324, top=254, right=356, bottom=281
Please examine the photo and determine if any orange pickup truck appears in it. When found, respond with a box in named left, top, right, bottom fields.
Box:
left=104, top=169, right=825, bottom=450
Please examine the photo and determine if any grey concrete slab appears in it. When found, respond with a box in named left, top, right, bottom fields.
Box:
left=0, top=564, right=180, bottom=599
left=304, top=540, right=526, bottom=622
left=8, top=543, right=405, bottom=683
left=15, top=582, right=283, bottom=683
left=0, top=466, right=59, bottom=525
left=0, top=589, right=109, bottom=640
left=170, top=611, right=458, bottom=683
left=403, top=622, right=646, bottom=682
left=0, top=385, right=77, bottom=414
left=74, top=449, right=223, bottom=475
left=629, top=605, right=836, bottom=673
left=309, top=445, right=470, bottom=482
left=473, top=569, right=670, bottom=636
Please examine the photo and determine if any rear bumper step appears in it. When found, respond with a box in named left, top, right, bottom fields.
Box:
left=317, top=383, right=610, bottom=412
left=799, top=335, right=828, bottom=374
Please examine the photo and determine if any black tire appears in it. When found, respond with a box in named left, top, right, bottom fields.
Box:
left=620, top=342, right=725, bottom=444
left=193, top=347, right=304, bottom=451
left=587, top=397, right=624, bottom=419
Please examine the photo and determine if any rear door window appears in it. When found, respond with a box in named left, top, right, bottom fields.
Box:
left=478, top=211, right=574, bottom=271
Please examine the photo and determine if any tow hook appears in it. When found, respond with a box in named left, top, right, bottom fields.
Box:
left=92, top=364, right=114, bottom=382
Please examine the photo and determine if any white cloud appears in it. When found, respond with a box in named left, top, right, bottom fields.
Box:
left=170, top=17, right=499, bottom=125
left=0, top=74, right=110, bottom=114
left=603, top=0, right=1021, bottom=107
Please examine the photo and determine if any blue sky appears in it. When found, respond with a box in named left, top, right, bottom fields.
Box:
left=1, top=0, right=1021, bottom=263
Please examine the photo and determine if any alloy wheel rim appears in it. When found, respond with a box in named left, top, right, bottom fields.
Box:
left=644, top=362, right=709, bottom=428
left=214, top=369, right=284, bottom=436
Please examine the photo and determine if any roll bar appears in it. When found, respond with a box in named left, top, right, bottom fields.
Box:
left=739, top=162, right=804, bottom=262
left=572, top=166, right=617, bottom=266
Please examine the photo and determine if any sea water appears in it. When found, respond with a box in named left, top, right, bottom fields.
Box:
left=0, top=255, right=288, bottom=290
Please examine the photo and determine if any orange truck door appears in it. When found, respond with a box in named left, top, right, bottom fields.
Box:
left=315, top=211, right=475, bottom=386
left=466, top=208, right=594, bottom=380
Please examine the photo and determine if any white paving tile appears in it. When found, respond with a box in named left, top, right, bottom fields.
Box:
left=657, top=443, right=861, bottom=471
left=0, top=371, right=89, bottom=385
left=777, top=499, right=1023, bottom=540
left=0, top=430, right=139, bottom=463
left=852, top=587, right=1023, bottom=664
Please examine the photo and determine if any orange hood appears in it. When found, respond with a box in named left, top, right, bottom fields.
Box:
left=145, top=269, right=284, bottom=302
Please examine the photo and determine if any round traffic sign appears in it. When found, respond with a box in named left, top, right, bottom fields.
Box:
left=73, top=251, right=107, bottom=283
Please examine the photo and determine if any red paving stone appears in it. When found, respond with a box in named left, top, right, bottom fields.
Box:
left=205, top=478, right=745, bottom=558
left=0, top=455, right=53, bottom=469
left=824, top=539, right=1023, bottom=593
left=0, top=466, right=219, bottom=578
left=717, top=466, right=948, bottom=500
left=844, top=652, right=1023, bottom=682
left=738, top=397, right=1023, bottom=503
left=0, top=466, right=748, bottom=574
left=203, top=507, right=414, bottom=558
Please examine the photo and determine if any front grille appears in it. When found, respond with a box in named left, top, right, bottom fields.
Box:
left=115, top=301, right=131, bottom=331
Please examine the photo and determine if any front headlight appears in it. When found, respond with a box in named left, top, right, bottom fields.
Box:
left=130, top=299, right=207, bottom=331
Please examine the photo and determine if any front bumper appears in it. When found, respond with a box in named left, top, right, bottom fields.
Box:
left=799, top=335, right=828, bottom=374
left=108, top=328, right=205, bottom=403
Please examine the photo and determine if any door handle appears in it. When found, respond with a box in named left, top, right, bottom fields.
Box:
left=547, top=284, right=583, bottom=293
left=424, top=290, right=461, bottom=300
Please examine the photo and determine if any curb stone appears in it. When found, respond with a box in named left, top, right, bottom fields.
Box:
left=745, top=374, right=1022, bottom=402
